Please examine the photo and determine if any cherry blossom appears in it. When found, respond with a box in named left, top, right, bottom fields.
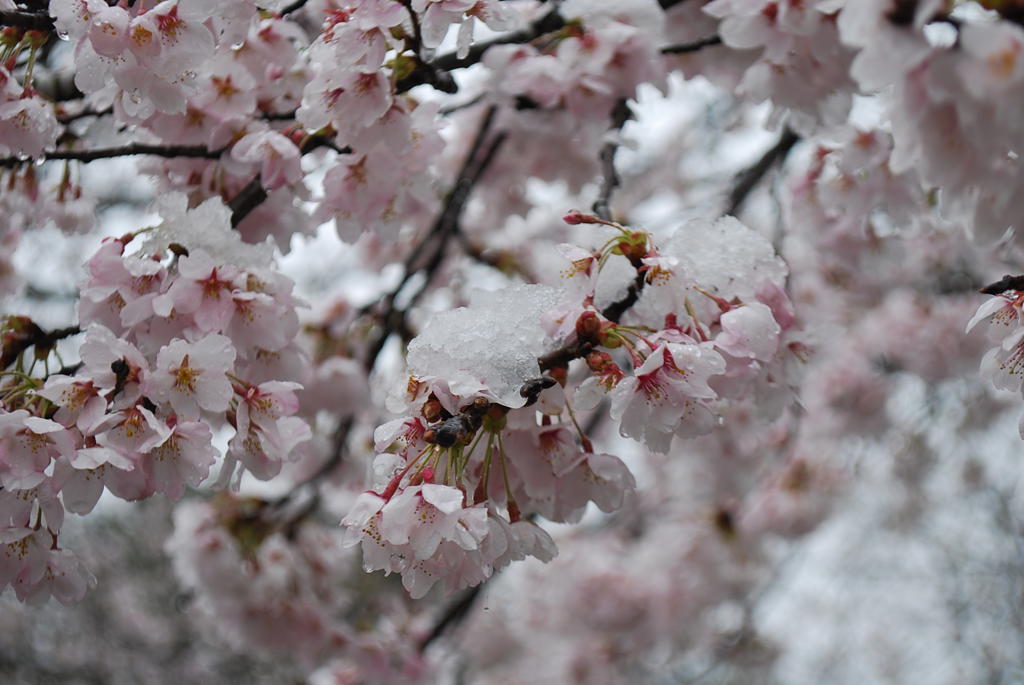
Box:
left=4, top=2, right=1024, bottom=683
left=149, top=334, right=236, bottom=419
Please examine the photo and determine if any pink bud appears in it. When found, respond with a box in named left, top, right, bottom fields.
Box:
left=563, top=210, right=598, bottom=225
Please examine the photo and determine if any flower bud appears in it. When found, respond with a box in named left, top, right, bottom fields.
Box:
left=586, top=350, right=612, bottom=372
left=575, top=311, right=602, bottom=343
left=563, top=210, right=599, bottom=225
left=421, top=398, right=443, bottom=423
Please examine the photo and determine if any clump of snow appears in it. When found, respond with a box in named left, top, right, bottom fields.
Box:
left=141, top=193, right=275, bottom=270
left=406, top=284, right=561, bottom=408
left=664, top=215, right=787, bottom=301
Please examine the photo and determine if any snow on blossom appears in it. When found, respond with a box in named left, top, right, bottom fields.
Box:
left=715, top=302, right=782, bottom=361
left=406, top=284, right=561, bottom=409
left=142, top=194, right=275, bottom=266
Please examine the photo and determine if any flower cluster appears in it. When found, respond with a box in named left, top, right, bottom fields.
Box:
left=51, top=0, right=229, bottom=120
left=168, top=497, right=354, bottom=666
left=0, top=192, right=310, bottom=603
left=703, top=0, right=856, bottom=133
left=968, top=283, right=1024, bottom=436
left=340, top=213, right=805, bottom=595
left=0, top=64, right=60, bottom=157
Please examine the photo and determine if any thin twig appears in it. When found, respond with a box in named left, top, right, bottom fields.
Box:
left=661, top=36, right=723, bottom=54
left=592, top=99, right=633, bottom=222
left=0, top=143, right=222, bottom=167
left=55, top=105, right=113, bottom=125
left=396, top=7, right=564, bottom=94
left=398, top=0, right=426, bottom=59
left=440, top=93, right=486, bottom=116
left=402, top=131, right=506, bottom=314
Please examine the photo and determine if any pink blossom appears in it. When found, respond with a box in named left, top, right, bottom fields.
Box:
left=0, top=94, right=62, bottom=158
left=228, top=381, right=311, bottom=480
left=156, top=250, right=240, bottom=333
left=143, top=417, right=218, bottom=500
left=150, top=335, right=237, bottom=418
left=231, top=130, right=303, bottom=190
left=609, top=342, right=725, bottom=452
left=0, top=413, right=77, bottom=490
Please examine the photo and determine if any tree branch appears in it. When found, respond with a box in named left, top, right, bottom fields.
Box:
left=661, top=35, right=723, bottom=54
left=276, top=0, right=310, bottom=15
left=1, top=318, right=81, bottom=371
left=0, top=143, right=222, bottom=167
left=600, top=271, right=647, bottom=324
left=0, top=9, right=55, bottom=31
left=592, top=99, right=633, bottom=222
left=227, top=176, right=268, bottom=229
left=727, top=127, right=799, bottom=216
left=229, top=135, right=348, bottom=227
left=361, top=105, right=504, bottom=366
left=419, top=585, right=484, bottom=650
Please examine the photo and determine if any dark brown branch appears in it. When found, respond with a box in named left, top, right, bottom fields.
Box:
left=56, top=105, right=113, bottom=125
left=538, top=341, right=590, bottom=373
left=0, top=143, right=222, bottom=167
left=396, top=7, right=564, bottom=93
left=600, top=271, right=647, bottom=324
left=1, top=318, right=80, bottom=370
left=727, top=127, right=799, bottom=216
left=270, top=416, right=354, bottom=510
left=398, top=0, right=427, bottom=58
left=398, top=1, right=700, bottom=94
left=405, top=131, right=507, bottom=304
left=276, top=0, right=310, bottom=15
left=361, top=106, right=503, bottom=366
left=440, top=93, right=486, bottom=116
left=229, top=136, right=348, bottom=227
left=592, top=99, right=632, bottom=222
left=0, top=9, right=55, bottom=31
left=980, top=274, right=1024, bottom=296
left=228, top=176, right=267, bottom=228
left=419, top=585, right=484, bottom=650
left=24, top=283, right=77, bottom=301
left=661, top=35, right=723, bottom=54
left=260, top=109, right=299, bottom=121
